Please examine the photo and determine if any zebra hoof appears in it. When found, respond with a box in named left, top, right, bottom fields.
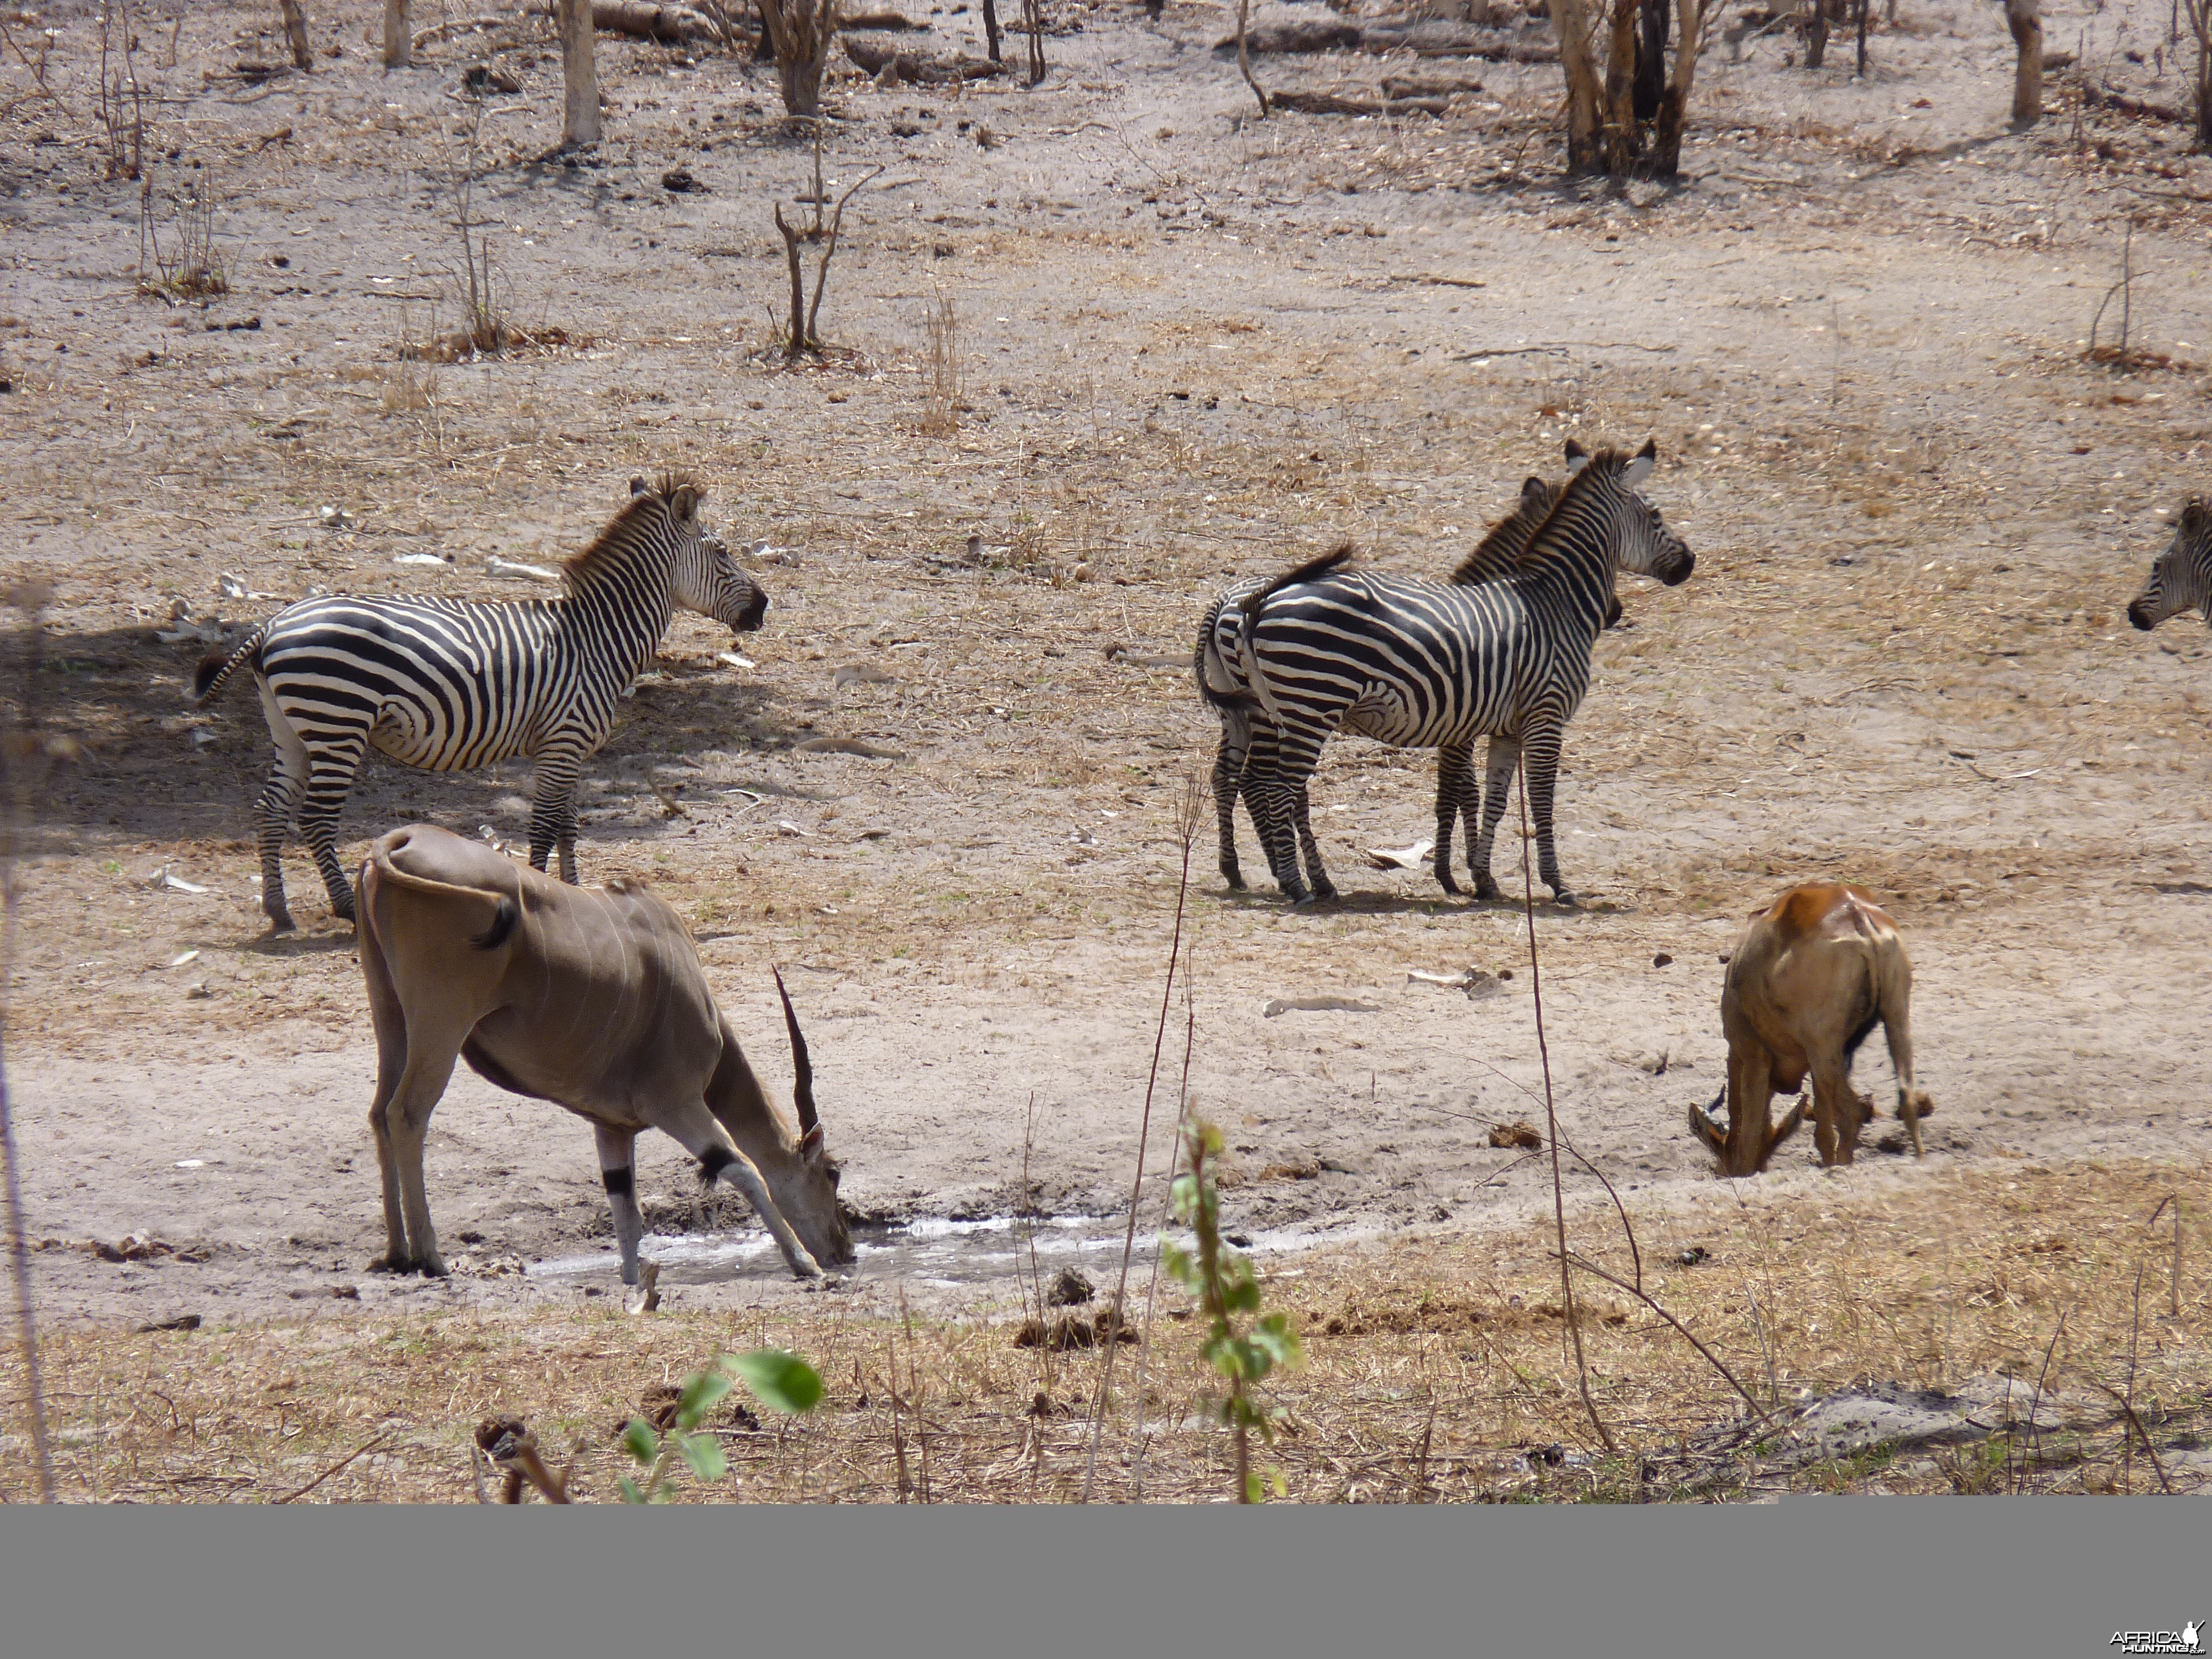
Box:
left=264, top=908, right=298, bottom=936
left=1434, top=870, right=1462, bottom=896
left=1472, top=878, right=1502, bottom=903
left=1222, top=867, right=1247, bottom=892
left=1550, top=890, right=1579, bottom=910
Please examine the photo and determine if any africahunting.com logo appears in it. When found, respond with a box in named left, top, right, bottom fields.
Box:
left=2111, top=1624, right=2201, bottom=1655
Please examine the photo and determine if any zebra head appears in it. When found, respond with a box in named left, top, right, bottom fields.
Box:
left=2128, top=497, right=2211, bottom=632
left=625, top=476, right=771, bottom=634
left=1562, top=437, right=1694, bottom=587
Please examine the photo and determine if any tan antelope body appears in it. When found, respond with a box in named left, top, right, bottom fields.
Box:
left=1692, top=883, right=1933, bottom=1177
left=356, top=824, right=852, bottom=1282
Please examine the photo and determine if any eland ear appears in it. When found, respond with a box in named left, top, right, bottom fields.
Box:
left=1621, top=438, right=1657, bottom=489
left=800, top=1123, right=825, bottom=1157
left=629, top=476, right=650, bottom=497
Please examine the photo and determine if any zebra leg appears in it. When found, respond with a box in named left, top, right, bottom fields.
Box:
left=1469, top=733, right=1521, bottom=902
left=251, top=677, right=310, bottom=932
left=253, top=759, right=306, bottom=934
left=1520, top=723, right=1575, bottom=906
left=1262, top=726, right=1334, bottom=906
left=1246, top=747, right=1311, bottom=905
left=528, top=748, right=587, bottom=884
left=1213, top=713, right=1251, bottom=890
left=295, top=733, right=370, bottom=924
left=1432, top=744, right=1473, bottom=896
left=1290, top=777, right=1337, bottom=904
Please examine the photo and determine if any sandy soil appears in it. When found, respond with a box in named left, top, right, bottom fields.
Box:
left=2, top=0, right=2209, bottom=1335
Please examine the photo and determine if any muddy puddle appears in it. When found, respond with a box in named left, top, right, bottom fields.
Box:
left=525, top=1214, right=1369, bottom=1295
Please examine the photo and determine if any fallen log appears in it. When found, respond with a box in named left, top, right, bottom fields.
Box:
left=523, top=1, right=715, bottom=44
left=1270, top=88, right=1449, bottom=117
left=1380, top=70, right=1484, bottom=98
left=842, top=35, right=1003, bottom=81
left=1220, top=17, right=1558, bottom=61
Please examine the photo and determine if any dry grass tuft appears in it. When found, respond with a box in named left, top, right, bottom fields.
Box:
left=5, top=1157, right=2203, bottom=1503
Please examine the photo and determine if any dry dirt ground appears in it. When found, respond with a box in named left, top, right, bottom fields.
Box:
left=2, top=0, right=2210, bottom=1498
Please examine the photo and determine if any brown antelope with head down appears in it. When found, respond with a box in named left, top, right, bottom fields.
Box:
left=1691, top=883, right=1934, bottom=1177
left=355, top=823, right=853, bottom=1283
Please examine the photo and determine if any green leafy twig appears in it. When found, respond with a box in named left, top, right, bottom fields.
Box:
left=1162, top=1118, right=1303, bottom=1503
left=617, top=1349, right=823, bottom=1504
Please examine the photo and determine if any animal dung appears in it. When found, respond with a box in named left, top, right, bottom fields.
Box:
left=1652, top=952, right=1673, bottom=967
left=1045, top=1266, right=1094, bottom=1306
left=1262, top=994, right=1381, bottom=1018
left=1366, top=838, right=1435, bottom=870
left=317, top=505, right=357, bottom=531
left=1013, top=1308, right=1135, bottom=1350
left=1675, top=1246, right=1710, bottom=1267
left=1488, top=1121, right=1542, bottom=1150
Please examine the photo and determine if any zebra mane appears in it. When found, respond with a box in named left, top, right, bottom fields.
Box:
left=1515, top=447, right=1635, bottom=569
left=1448, top=479, right=1558, bottom=586
left=561, top=473, right=701, bottom=593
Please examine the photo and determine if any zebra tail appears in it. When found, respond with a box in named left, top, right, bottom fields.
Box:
left=192, top=621, right=270, bottom=706
left=1232, top=544, right=1350, bottom=728
left=1193, top=602, right=1259, bottom=717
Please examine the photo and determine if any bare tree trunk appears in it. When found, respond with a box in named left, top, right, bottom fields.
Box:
left=1855, top=0, right=1867, bottom=75
left=383, top=0, right=411, bottom=69
left=278, top=0, right=313, bottom=71
left=2006, top=0, right=2042, bottom=124
left=1804, top=0, right=1829, bottom=70
left=1602, top=0, right=1639, bottom=170
left=982, top=0, right=1002, bottom=63
left=1549, top=0, right=1605, bottom=174
left=2186, top=0, right=2212, bottom=149
left=761, top=0, right=836, bottom=118
left=558, top=0, right=602, bottom=146
left=1650, top=0, right=1707, bottom=176
left=1236, top=0, right=1269, bottom=116
left=1632, top=0, right=1668, bottom=121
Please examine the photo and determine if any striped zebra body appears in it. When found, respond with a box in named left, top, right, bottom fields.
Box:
left=196, top=476, right=765, bottom=932
left=2128, top=495, right=2211, bottom=633
left=1202, top=441, right=1692, bottom=906
left=1199, top=475, right=1596, bottom=895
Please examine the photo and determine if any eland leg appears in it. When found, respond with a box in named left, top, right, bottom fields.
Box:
left=594, top=1123, right=645, bottom=1286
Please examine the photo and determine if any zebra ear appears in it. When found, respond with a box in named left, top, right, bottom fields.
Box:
left=1519, top=476, right=1549, bottom=510
left=1562, top=438, right=1589, bottom=472
left=1621, top=439, right=1657, bottom=489
left=669, top=484, right=700, bottom=523
left=629, top=476, right=649, bottom=498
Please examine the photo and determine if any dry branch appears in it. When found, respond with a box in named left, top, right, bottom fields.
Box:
left=841, top=36, right=1003, bottom=82
left=1268, top=90, right=1448, bottom=117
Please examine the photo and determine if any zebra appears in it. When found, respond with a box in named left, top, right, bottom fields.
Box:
left=1199, top=473, right=1621, bottom=896
left=2128, top=495, right=2211, bottom=633
left=194, top=474, right=766, bottom=933
left=1198, top=440, right=1692, bottom=907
